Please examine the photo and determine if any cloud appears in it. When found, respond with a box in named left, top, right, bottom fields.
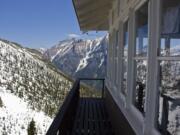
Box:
left=68, top=34, right=80, bottom=39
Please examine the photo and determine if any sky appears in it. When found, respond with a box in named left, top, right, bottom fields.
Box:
left=0, top=0, right=107, bottom=49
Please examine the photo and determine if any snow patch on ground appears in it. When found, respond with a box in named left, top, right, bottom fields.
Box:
left=0, top=88, right=52, bottom=135
left=76, top=54, right=89, bottom=72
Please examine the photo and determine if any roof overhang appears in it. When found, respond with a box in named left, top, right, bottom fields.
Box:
left=72, top=0, right=113, bottom=31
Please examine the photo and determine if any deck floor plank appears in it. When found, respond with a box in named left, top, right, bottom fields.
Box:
left=88, top=99, right=94, bottom=135
left=71, top=98, right=113, bottom=135
left=93, top=99, right=100, bottom=135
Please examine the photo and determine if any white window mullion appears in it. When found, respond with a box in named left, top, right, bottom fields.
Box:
left=144, top=0, right=161, bottom=134
left=107, top=34, right=111, bottom=80
left=127, top=8, right=136, bottom=107
left=115, top=30, right=119, bottom=88
left=118, top=22, right=124, bottom=98
left=112, top=30, right=116, bottom=88
left=111, top=35, right=114, bottom=85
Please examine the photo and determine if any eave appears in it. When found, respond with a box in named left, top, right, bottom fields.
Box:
left=72, top=0, right=113, bottom=31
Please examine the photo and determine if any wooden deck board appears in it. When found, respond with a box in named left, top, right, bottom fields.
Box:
left=71, top=98, right=114, bottom=135
left=89, top=99, right=95, bottom=135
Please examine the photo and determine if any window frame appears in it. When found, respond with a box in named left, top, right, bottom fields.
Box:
left=132, top=1, right=150, bottom=114
left=156, top=0, right=180, bottom=133
left=115, top=30, right=120, bottom=87
left=107, top=33, right=112, bottom=80
left=121, top=19, right=129, bottom=96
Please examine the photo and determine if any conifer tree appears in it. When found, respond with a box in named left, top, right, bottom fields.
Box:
left=0, top=97, right=3, bottom=107
left=27, top=119, right=37, bottom=135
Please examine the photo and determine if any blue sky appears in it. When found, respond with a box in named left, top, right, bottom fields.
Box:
left=0, top=0, right=106, bottom=48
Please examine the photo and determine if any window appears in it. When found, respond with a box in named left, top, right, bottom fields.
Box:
left=158, top=0, right=180, bottom=134
left=122, top=21, right=129, bottom=95
left=133, top=2, right=148, bottom=113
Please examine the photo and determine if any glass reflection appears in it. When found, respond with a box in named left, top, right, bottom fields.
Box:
left=136, top=25, right=148, bottom=56
left=135, top=2, right=148, bottom=57
left=160, top=38, right=180, bottom=56
left=122, top=59, right=128, bottom=95
left=134, top=60, right=147, bottom=113
left=122, top=21, right=128, bottom=95
left=158, top=61, right=180, bottom=134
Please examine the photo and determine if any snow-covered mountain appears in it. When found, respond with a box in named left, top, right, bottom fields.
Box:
left=0, top=39, right=73, bottom=134
left=43, top=36, right=108, bottom=79
left=38, top=48, right=47, bottom=54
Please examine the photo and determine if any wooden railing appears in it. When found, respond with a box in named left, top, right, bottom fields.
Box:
left=46, top=78, right=105, bottom=135
left=46, top=79, right=80, bottom=135
left=159, top=94, right=180, bottom=135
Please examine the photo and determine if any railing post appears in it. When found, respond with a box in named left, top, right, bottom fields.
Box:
left=161, top=96, right=169, bottom=135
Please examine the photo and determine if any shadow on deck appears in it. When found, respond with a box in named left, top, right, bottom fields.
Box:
left=46, top=78, right=114, bottom=135
left=72, top=98, right=114, bottom=135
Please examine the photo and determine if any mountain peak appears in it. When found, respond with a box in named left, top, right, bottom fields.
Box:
left=43, top=35, right=108, bottom=79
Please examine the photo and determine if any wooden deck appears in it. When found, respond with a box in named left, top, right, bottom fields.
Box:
left=46, top=79, right=116, bottom=135
left=72, top=98, right=114, bottom=135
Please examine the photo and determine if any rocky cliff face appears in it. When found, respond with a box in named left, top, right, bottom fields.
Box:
left=43, top=36, right=108, bottom=79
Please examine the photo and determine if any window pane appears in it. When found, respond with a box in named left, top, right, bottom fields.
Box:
left=158, top=1, right=180, bottom=134
left=158, top=61, right=180, bottom=134
left=160, top=61, right=180, bottom=96
left=123, top=21, right=128, bottom=57
left=134, top=2, right=148, bottom=113
left=135, top=3, right=148, bottom=57
left=122, top=21, right=128, bottom=95
left=160, top=38, right=180, bottom=56
left=122, top=58, right=128, bottom=95
left=160, top=0, right=180, bottom=56
left=134, top=60, right=147, bottom=113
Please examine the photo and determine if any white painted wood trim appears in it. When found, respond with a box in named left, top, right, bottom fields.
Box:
left=144, top=0, right=161, bottom=134
left=157, top=57, right=180, bottom=61
left=106, top=0, right=165, bottom=134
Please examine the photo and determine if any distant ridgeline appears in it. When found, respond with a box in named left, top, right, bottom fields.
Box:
left=0, top=39, right=74, bottom=117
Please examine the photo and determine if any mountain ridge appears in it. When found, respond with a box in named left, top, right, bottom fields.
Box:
left=0, top=39, right=73, bottom=134
left=43, top=35, right=108, bottom=80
